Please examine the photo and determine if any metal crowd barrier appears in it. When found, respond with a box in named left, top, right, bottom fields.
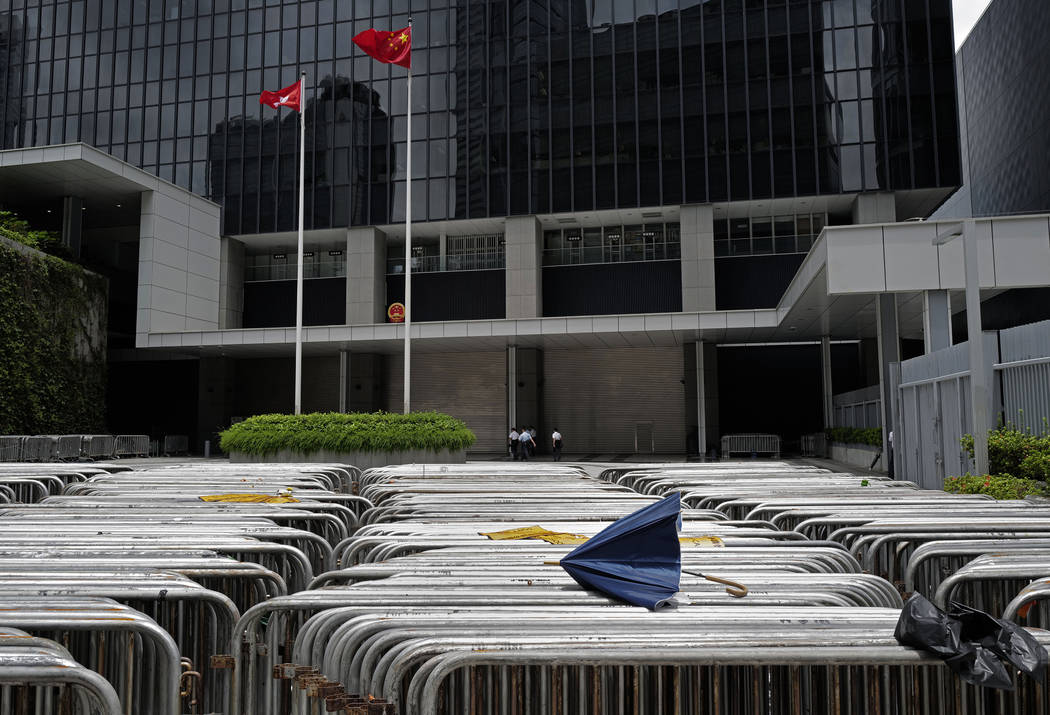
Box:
left=720, top=433, right=781, bottom=458
left=114, top=434, right=150, bottom=457
left=53, top=434, right=84, bottom=460
left=0, top=631, right=123, bottom=715
left=19, top=436, right=54, bottom=461
left=0, top=597, right=181, bottom=714
left=80, top=434, right=116, bottom=459
left=0, top=436, right=22, bottom=462
left=906, top=538, right=1050, bottom=595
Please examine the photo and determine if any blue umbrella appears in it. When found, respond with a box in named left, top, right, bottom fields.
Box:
left=559, top=493, right=683, bottom=610
left=559, top=492, right=747, bottom=610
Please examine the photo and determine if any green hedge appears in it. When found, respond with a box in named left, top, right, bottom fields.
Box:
left=826, top=426, right=883, bottom=447
left=943, top=474, right=1046, bottom=500
left=219, top=411, right=477, bottom=455
left=0, top=218, right=107, bottom=434
left=960, top=425, right=1050, bottom=481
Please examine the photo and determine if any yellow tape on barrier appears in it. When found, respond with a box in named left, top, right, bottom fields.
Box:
left=199, top=494, right=300, bottom=503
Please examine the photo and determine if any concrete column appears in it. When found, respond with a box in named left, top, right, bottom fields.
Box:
left=61, top=196, right=83, bottom=258
left=851, top=192, right=897, bottom=224
left=219, top=237, right=245, bottom=329
left=680, top=204, right=716, bottom=312
left=347, top=226, right=387, bottom=324
left=339, top=350, right=350, bottom=413
left=685, top=341, right=719, bottom=457
left=439, top=231, right=447, bottom=272
left=339, top=350, right=384, bottom=413
left=820, top=336, right=833, bottom=429
left=922, top=289, right=952, bottom=353
left=504, top=215, right=542, bottom=319
left=875, top=293, right=900, bottom=468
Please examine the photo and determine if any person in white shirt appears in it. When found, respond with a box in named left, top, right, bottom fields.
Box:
left=527, top=427, right=538, bottom=457
left=518, top=429, right=535, bottom=461
left=508, top=428, right=520, bottom=461
left=551, top=428, right=563, bottom=462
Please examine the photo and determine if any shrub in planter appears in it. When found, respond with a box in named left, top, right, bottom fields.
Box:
left=219, top=411, right=476, bottom=456
left=943, top=474, right=1046, bottom=500
left=826, top=426, right=882, bottom=447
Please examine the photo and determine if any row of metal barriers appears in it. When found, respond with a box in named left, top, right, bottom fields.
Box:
left=599, top=463, right=1050, bottom=621
left=0, top=460, right=364, bottom=714
left=0, top=434, right=155, bottom=461
left=257, top=461, right=1050, bottom=714
left=5, top=458, right=1050, bottom=713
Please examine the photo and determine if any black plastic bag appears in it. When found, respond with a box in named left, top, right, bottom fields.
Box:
left=894, top=592, right=963, bottom=658
left=949, top=601, right=1047, bottom=680
left=943, top=643, right=1014, bottom=689
left=894, top=593, right=1047, bottom=690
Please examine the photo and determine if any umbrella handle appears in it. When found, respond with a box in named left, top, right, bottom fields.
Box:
left=683, top=570, right=749, bottom=598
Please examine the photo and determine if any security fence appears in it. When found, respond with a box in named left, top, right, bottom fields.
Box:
left=895, top=320, right=1050, bottom=488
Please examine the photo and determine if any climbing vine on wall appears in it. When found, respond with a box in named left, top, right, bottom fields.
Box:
left=0, top=228, right=108, bottom=434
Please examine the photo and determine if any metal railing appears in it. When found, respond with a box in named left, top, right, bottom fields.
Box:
left=720, top=434, right=781, bottom=459
left=387, top=251, right=505, bottom=275
left=832, top=385, right=882, bottom=429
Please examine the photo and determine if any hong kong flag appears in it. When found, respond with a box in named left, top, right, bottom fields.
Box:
left=352, top=26, right=412, bottom=69
left=259, top=81, right=301, bottom=111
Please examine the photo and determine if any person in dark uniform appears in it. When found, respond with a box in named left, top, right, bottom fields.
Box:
left=551, top=428, right=563, bottom=462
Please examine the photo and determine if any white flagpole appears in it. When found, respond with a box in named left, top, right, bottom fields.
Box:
left=403, top=19, right=413, bottom=415
left=294, top=71, right=306, bottom=415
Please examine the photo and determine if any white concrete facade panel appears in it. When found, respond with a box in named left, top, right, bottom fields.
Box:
left=826, top=225, right=886, bottom=293
left=882, top=224, right=941, bottom=291
left=134, top=161, right=222, bottom=344
left=992, top=216, right=1050, bottom=287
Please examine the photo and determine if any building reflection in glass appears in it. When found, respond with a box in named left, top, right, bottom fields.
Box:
left=208, top=75, right=390, bottom=235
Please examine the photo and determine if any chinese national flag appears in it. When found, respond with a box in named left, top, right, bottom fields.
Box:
left=352, top=26, right=412, bottom=69
left=259, top=81, right=301, bottom=112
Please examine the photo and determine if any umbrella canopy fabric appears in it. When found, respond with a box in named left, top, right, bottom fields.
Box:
left=560, top=492, right=682, bottom=609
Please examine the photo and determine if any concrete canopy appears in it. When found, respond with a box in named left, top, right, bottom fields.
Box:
left=143, top=214, right=1050, bottom=358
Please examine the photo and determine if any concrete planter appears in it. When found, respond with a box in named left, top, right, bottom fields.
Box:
left=829, top=442, right=885, bottom=472
left=228, top=448, right=466, bottom=470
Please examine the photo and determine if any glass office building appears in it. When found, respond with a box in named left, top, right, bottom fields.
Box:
left=0, top=0, right=964, bottom=454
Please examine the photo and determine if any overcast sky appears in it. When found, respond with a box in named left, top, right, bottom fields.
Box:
left=953, top=0, right=994, bottom=49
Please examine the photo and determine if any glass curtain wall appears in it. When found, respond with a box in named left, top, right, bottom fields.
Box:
left=0, top=0, right=959, bottom=234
